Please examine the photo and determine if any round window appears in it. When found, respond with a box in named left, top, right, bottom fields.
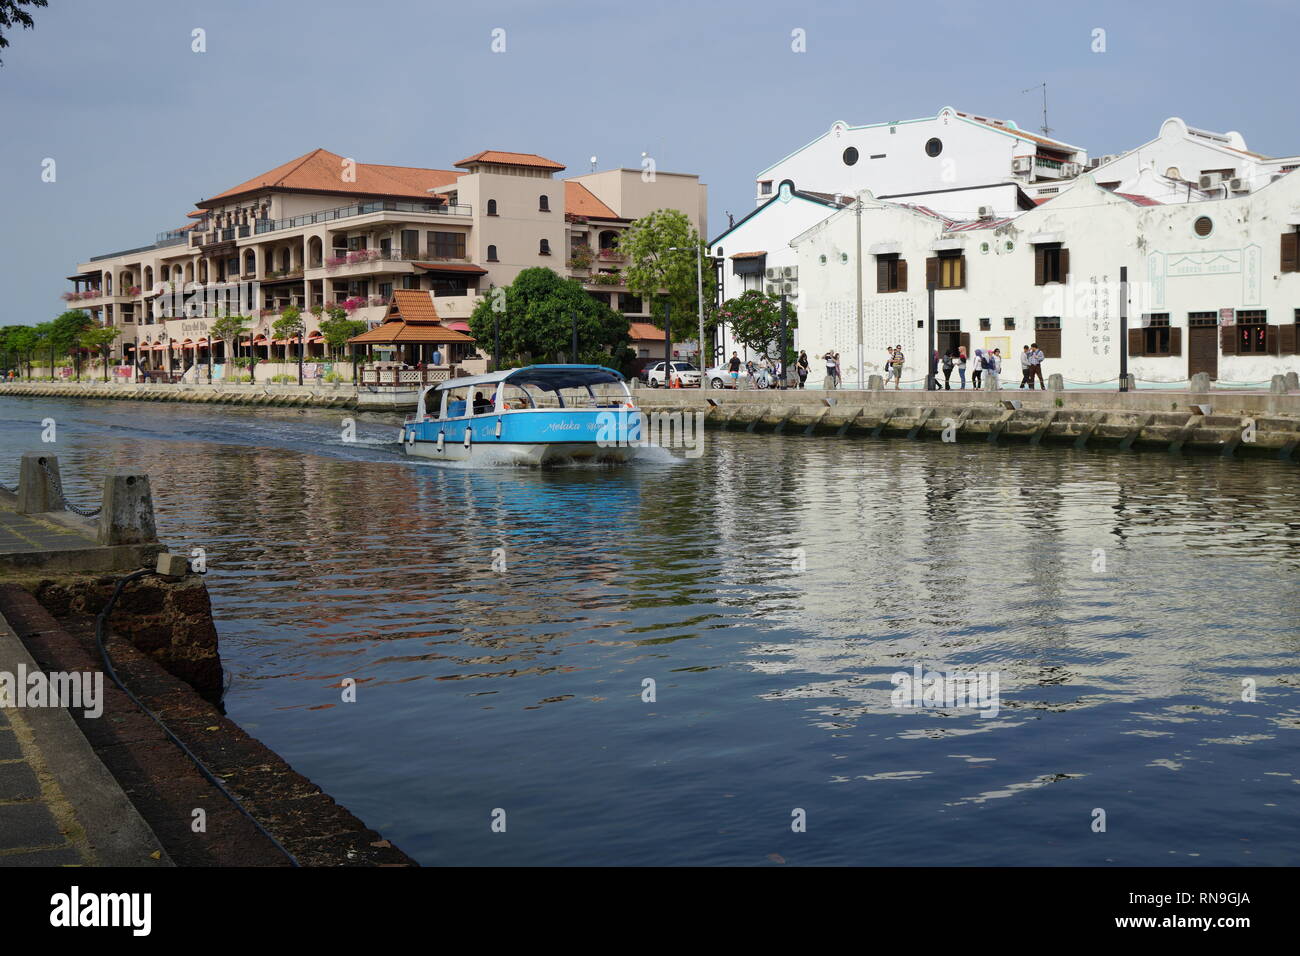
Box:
left=1194, top=216, right=1213, bottom=237
left=842, top=147, right=859, bottom=166
left=819, top=254, right=827, bottom=264
left=925, top=138, right=943, bottom=157
left=840, top=252, right=849, bottom=264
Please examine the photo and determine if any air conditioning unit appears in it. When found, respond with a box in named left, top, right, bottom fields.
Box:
left=977, top=205, right=995, bottom=219
left=765, top=266, right=782, bottom=280
left=782, top=265, right=798, bottom=279
left=765, top=283, right=781, bottom=295
left=1229, top=177, right=1250, bottom=192
left=1199, top=173, right=1224, bottom=190
left=1012, top=156, right=1033, bottom=173
left=1062, top=162, right=1082, bottom=177
left=782, top=282, right=795, bottom=295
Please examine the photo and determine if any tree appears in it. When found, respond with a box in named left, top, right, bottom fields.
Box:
left=468, top=267, right=631, bottom=368
left=721, top=290, right=798, bottom=367
left=272, top=306, right=305, bottom=384
left=209, top=313, right=250, bottom=376
left=0, top=324, right=37, bottom=377
left=619, top=209, right=715, bottom=343
left=77, top=324, right=121, bottom=382
left=0, top=0, right=46, bottom=65
left=50, top=310, right=93, bottom=379
left=319, top=307, right=366, bottom=360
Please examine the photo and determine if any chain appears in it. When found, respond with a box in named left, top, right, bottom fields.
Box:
left=38, top=457, right=102, bottom=517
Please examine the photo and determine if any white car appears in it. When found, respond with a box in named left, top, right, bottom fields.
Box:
left=644, top=361, right=701, bottom=388
left=705, top=364, right=773, bottom=389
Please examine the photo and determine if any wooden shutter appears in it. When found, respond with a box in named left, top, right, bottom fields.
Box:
left=897, top=258, right=908, bottom=292
left=1034, top=247, right=1045, bottom=285
left=1169, top=327, right=1182, bottom=356
left=1266, top=325, right=1280, bottom=355
left=1281, top=231, right=1299, bottom=273
left=1220, top=325, right=1237, bottom=354
left=1128, top=328, right=1145, bottom=356
left=925, top=257, right=939, bottom=289
left=956, top=255, right=967, bottom=289
left=1279, top=323, right=1298, bottom=354
left=877, top=257, right=889, bottom=293
left=1039, top=329, right=1061, bottom=358
left=1059, top=248, right=1070, bottom=281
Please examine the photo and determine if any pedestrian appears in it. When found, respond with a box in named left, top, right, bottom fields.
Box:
left=1019, top=345, right=1033, bottom=389
left=957, top=345, right=968, bottom=389
left=797, top=350, right=809, bottom=388
left=889, top=345, right=904, bottom=390
left=971, top=349, right=983, bottom=390
left=822, top=350, right=837, bottom=389
left=833, top=352, right=843, bottom=388
left=941, top=350, right=954, bottom=390
left=985, top=348, right=1002, bottom=390
left=728, top=351, right=741, bottom=388
left=1029, top=343, right=1046, bottom=389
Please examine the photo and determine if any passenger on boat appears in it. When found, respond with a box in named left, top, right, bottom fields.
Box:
left=472, top=391, right=493, bottom=414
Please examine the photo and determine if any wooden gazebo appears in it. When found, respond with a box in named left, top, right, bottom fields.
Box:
left=348, top=290, right=476, bottom=367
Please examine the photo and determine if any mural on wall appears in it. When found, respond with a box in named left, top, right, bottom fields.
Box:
left=1147, top=244, right=1262, bottom=307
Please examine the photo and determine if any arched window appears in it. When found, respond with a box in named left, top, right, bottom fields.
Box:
left=598, top=230, right=618, bottom=250
left=244, top=250, right=255, bottom=275
left=539, top=239, right=551, bottom=256
left=487, top=244, right=498, bottom=261
left=539, top=195, right=550, bottom=212
left=486, top=199, right=497, bottom=216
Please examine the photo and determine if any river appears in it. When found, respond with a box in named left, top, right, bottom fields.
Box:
left=2, top=395, right=1297, bottom=866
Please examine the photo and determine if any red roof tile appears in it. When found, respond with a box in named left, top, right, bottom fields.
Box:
left=565, top=181, right=620, bottom=219
left=454, top=150, right=565, bottom=171
left=628, top=322, right=666, bottom=341
left=729, top=251, right=767, bottom=259
left=1116, top=193, right=1162, bottom=206
left=199, top=148, right=461, bottom=206
left=412, top=263, right=489, bottom=275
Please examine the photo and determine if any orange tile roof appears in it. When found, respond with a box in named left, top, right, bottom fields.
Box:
left=454, top=150, right=566, bottom=171
left=388, top=289, right=442, bottom=323
left=349, top=321, right=475, bottom=345
left=185, top=209, right=206, bottom=219
left=628, top=322, right=666, bottom=341
left=565, top=181, right=621, bottom=219
left=199, top=148, right=461, bottom=206
left=411, top=263, right=489, bottom=275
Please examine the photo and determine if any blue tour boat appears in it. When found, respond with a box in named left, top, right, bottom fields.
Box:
left=400, top=364, right=642, bottom=464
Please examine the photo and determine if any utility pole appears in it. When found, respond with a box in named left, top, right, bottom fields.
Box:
left=1118, top=265, right=1129, bottom=392
left=663, top=301, right=672, bottom=387
left=926, top=283, right=936, bottom=390
left=695, top=244, right=705, bottom=375
left=855, top=199, right=864, bottom=390
left=779, top=295, right=789, bottom=390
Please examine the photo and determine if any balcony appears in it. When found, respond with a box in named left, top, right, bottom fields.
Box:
left=254, top=199, right=473, bottom=236
left=319, top=250, right=469, bottom=275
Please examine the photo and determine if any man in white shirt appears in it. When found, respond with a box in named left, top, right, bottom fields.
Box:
left=1019, top=345, right=1033, bottom=389
left=1028, top=343, right=1046, bottom=389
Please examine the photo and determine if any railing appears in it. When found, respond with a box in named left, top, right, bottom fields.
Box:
left=360, top=367, right=452, bottom=387
left=323, top=250, right=469, bottom=271
left=1034, top=155, right=1064, bottom=170
left=255, top=199, right=472, bottom=236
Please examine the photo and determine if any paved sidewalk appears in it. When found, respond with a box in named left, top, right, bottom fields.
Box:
left=0, top=612, right=170, bottom=867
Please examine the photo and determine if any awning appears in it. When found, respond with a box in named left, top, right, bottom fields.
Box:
left=411, top=262, right=488, bottom=275
left=443, top=320, right=470, bottom=333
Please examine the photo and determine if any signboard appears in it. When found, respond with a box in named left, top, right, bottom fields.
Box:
left=1219, top=308, right=1235, bottom=327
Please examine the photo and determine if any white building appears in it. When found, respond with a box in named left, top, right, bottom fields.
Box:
left=792, top=165, right=1300, bottom=389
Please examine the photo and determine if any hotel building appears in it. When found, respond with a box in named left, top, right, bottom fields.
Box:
left=65, top=148, right=706, bottom=375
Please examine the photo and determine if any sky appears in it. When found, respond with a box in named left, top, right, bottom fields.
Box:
left=1, top=0, right=1297, bottom=325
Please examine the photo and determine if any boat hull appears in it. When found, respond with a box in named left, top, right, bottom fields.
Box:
left=401, top=407, right=642, bottom=466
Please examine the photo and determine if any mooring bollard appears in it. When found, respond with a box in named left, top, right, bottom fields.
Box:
left=97, top=469, right=157, bottom=546
left=1048, top=373, right=1064, bottom=391
left=1123, top=374, right=1137, bottom=391
left=1190, top=372, right=1212, bottom=392
left=16, top=452, right=66, bottom=514
left=1286, top=371, right=1299, bottom=391
left=1270, top=374, right=1288, bottom=395
left=867, top=374, right=884, bottom=391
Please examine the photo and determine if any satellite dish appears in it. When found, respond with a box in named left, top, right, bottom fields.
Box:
left=589, top=156, right=597, bottom=165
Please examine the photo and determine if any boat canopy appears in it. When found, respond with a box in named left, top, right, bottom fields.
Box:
left=434, top=364, right=625, bottom=393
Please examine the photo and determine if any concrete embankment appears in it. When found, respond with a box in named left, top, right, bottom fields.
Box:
left=0, top=380, right=358, bottom=409
left=635, top=388, right=1300, bottom=460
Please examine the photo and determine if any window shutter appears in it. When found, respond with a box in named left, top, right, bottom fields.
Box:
left=1220, top=325, right=1237, bottom=355
left=1039, top=329, right=1061, bottom=359
left=897, top=258, right=908, bottom=292
left=1169, top=327, right=1182, bottom=356
left=1266, top=325, right=1280, bottom=355
left=1059, top=247, right=1070, bottom=281
left=1279, top=323, right=1298, bottom=354
left=925, top=257, right=939, bottom=289
left=1281, top=231, right=1299, bottom=273
left=877, top=257, right=889, bottom=293
left=1034, top=247, right=1045, bottom=286
left=956, top=255, right=967, bottom=289
left=1127, top=328, right=1144, bottom=356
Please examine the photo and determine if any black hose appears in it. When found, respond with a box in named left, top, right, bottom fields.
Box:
left=95, top=567, right=300, bottom=867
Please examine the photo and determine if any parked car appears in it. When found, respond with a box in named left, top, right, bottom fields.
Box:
left=705, top=365, right=736, bottom=389
left=642, top=361, right=701, bottom=388
left=705, top=364, right=773, bottom=389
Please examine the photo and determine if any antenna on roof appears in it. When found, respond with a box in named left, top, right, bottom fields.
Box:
left=589, top=155, right=597, bottom=172
left=1021, top=83, right=1052, bottom=137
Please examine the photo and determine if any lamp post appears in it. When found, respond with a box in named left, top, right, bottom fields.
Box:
left=1118, top=265, right=1129, bottom=392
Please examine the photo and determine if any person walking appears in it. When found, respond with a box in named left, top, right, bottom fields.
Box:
left=1029, top=343, right=1046, bottom=389
left=797, top=350, right=809, bottom=388
left=822, top=350, right=836, bottom=390
left=889, top=345, right=904, bottom=390
left=957, top=345, right=968, bottom=389
left=971, top=349, right=983, bottom=391
left=1019, top=345, right=1033, bottom=389
left=941, top=350, right=954, bottom=390
left=833, top=352, right=843, bottom=388
left=728, top=351, right=741, bottom=388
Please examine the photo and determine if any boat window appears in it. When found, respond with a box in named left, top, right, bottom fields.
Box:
left=439, top=386, right=471, bottom=419
left=423, top=389, right=439, bottom=417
